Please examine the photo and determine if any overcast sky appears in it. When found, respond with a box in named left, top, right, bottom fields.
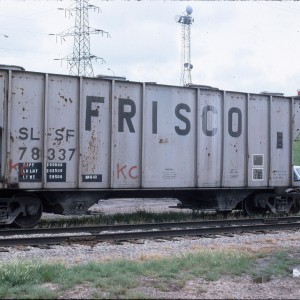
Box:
left=0, top=0, right=300, bottom=96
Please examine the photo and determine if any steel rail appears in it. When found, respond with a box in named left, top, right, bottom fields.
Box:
left=0, top=219, right=300, bottom=247
left=1, top=216, right=300, bottom=237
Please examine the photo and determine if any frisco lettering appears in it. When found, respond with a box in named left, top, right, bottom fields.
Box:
left=85, top=97, right=243, bottom=138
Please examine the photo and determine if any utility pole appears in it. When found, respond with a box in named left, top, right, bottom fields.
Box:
left=175, top=6, right=194, bottom=86
left=53, top=0, right=110, bottom=77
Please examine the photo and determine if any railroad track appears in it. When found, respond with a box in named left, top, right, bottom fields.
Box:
left=1, top=216, right=300, bottom=247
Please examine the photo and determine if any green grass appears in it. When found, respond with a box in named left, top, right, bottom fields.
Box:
left=37, top=209, right=244, bottom=228
left=293, top=139, right=300, bottom=165
left=251, top=251, right=300, bottom=278
left=1, top=248, right=298, bottom=299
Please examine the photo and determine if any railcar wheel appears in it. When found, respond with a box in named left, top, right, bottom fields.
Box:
left=286, top=189, right=300, bottom=215
left=13, top=194, right=42, bottom=228
left=244, top=194, right=269, bottom=216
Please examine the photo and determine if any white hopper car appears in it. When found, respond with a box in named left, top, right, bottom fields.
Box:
left=1, top=65, right=300, bottom=227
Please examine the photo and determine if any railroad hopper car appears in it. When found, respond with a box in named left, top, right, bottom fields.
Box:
left=1, top=65, right=300, bottom=227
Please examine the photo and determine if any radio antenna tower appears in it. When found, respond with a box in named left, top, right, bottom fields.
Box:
left=53, top=0, right=110, bottom=77
left=175, top=5, right=194, bottom=86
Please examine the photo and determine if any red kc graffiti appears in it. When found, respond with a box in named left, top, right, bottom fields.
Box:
left=9, top=160, right=30, bottom=176
left=9, top=160, right=18, bottom=172
left=117, top=163, right=138, bottom=179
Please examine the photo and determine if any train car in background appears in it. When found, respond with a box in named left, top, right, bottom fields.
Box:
left=1, top=65, right=300, bottom=227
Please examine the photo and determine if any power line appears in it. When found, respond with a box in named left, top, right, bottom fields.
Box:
left=0, top=6, right=61, bottom=32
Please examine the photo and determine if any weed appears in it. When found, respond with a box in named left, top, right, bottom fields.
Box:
left=0, top=248, right=297, bottom=299
left=37, top=210, right=226, bottom=228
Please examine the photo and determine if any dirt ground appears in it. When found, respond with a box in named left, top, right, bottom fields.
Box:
left=88, top=198, right=189, bottom=215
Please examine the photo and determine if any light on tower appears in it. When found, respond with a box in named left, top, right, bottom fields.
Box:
left=175, top=5, right=194, bottom=86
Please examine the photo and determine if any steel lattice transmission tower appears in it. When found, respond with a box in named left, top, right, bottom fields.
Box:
left=54, top=0, right=110, bottom=77
left=175, top=6, right=194, bottom=86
